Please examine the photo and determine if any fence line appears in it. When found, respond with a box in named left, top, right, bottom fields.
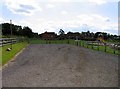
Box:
left=0, top=38, right=27, bottom=47
left=0, top=38, right=16, bottom=46
left=30, top=39, right=119, bottom=55
left=1, top=38, right=119, bottom=55
left=73, top=40, right=119, bottom=55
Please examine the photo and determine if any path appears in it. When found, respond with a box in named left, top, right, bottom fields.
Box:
left=2, top=44, right=118, bottom=87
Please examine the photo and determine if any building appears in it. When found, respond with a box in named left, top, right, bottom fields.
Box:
left=41, top=31, right=57, bottom=40
left=67, top=32, right=80, bottom=40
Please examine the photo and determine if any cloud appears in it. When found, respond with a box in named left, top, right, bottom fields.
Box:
left=47, top=0, right=71, bottom=2
left=15, top=9, right=30, bottom=14
left=20, top=4, right=35, bottom=10
left=2, top=0, right=118, bottom=35
left=3, top=0, right=42, bottom=15
left=37, top=0, right=119, bottom=3
left=89, top=0, right=106, bottom=5
left=15, top=13, right=117, bottom=35
left=13, top=5, right=35, bottom=14
left=0, top=18, right=4, bottom=23
left=0, top=17, right=11, bottom=24
left=76, top=14, right=111, bottom=26
left=46, top=4, right=55, bottom=8
left=61, top=11, right=68, bottom=15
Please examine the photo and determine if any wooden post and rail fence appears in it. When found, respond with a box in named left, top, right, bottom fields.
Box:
left=0, top=38, right=27, bottom=47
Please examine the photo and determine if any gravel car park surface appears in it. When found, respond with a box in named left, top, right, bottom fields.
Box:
left=2, top=44, right=118, bottom=87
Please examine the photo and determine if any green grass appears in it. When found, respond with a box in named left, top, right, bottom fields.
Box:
left=1, top=42, right=28, bottom=66
left=30, top=39, right=46, bottom=44
left=1, top=39, right=119, bottom=66
left=30, top=39, right=75, bottom=44
left=78, top=40, right=120, bottom=55
left=30, top=39, right=120, bottom=55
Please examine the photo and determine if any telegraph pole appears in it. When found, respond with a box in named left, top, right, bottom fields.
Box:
left=10, top=20, right=12, bottom=49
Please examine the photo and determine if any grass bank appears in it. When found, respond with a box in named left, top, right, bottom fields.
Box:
left=1, top=42, right=28, bottom=66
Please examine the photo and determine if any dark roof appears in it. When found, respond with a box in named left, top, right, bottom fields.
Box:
left=42, top=31, right=56, bottom=35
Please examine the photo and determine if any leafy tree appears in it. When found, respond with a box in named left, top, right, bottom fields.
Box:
left=58, top=29, right=65, bottom=40
left=58, top=29, right=65, bottom=35
left=22, top=26, right=33, bottom=38
left=1, top=23, right=38, bottom=38
left=94, top=32, right=101, bottom=38
left=2, top=23, right=11, bottom=35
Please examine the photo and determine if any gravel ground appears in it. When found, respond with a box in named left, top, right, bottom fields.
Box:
left=2, top=44, right=118, bottom=87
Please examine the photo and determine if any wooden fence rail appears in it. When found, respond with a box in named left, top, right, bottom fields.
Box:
left=0, top=38, right=17, bottom=46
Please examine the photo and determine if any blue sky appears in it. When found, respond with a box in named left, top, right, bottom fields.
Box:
left=0, top=0, right=119, bottom=35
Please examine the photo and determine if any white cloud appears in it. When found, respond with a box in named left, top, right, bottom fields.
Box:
left=38, top=0, right=119, bottom=3
left=3, top=0, right=42, bottom=15
left=0, top=18, right=4, bottom=23
left=15, top=13, right=117, bottom=35
left=77, top=14, right=110, bottom=25
left=2, top=0, right=118, bottom=35
left=47, top=0, right=71, bottom=2
left=46, top=4, right=55, bottom=8
left=61, top=11, right=68, bottom=15
left=89, top=0, right=106, bottom=5
left=0, top=17, right=10, bottom=23
left=77, top=14, right=117, bottom=34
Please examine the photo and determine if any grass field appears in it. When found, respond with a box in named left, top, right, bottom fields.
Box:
left=79, top=41, right=120, bottom=55
left=30, top=39, right=75, bottom=44
left=1, top=42, right=28, bottom=66
left=30, top=39, right=120, bottom=55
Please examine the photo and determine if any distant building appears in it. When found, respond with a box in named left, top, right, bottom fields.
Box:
left=67, top=32, right=80, bottom=40
left=80, top=31, right=95, bottom=41
left=41, top=31, right=57, bottom=40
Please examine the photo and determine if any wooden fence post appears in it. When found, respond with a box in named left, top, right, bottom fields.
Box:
left=98, top=42, right=99, bottom=51
left=80, top=40, right=81, bottom=46
left=11, top=38, right=12, bottom=49
left=87, top=42, right=88, bottom=48
left=77, top=41, right=78, bottom=46
left=104, top=43, right=107, bottom=52
left=113, top=44, right=116, bottom=54
left=82, top=41, right=84, bottom=47
left=1, top=39, right=3, bottom=46
left=46, top=40, right=47, bottom=44
left=92, top=41, right=93, bottom=49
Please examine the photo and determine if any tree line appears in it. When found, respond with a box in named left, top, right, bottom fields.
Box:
left=1, top=23, right=38, bottom=38
left=0, top=23, right=119, bottom=41
left=58, top=29, right=119, bottom=41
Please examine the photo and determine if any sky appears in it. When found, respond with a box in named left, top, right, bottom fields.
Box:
left=0, top=0, right=119, bottom=35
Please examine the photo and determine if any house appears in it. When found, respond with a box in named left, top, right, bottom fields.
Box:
left=80, top=31, right=95, bottom=41
left=41, top=31, right=57, bottom=40
left=67, top=32, right=80, bottom=40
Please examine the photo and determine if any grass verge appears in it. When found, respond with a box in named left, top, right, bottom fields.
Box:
left=1, top=42, right=28, bottom=66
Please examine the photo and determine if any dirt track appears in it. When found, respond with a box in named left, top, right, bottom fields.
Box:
left=2, top=44, right=118, bottom=87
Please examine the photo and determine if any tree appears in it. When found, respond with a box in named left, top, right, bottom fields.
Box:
left=86, top=30, right=90, bottom=36
left=94, top=32, right=101, bottom=38
left=58, top=29, right=65, bottom=35
left=1, top=23, right=39, bottom=38
left=58, top=29, right=65, bottom=40
left=2, top=23, right=11, bottom=35
left=22, top=26, right=33, bottom=38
